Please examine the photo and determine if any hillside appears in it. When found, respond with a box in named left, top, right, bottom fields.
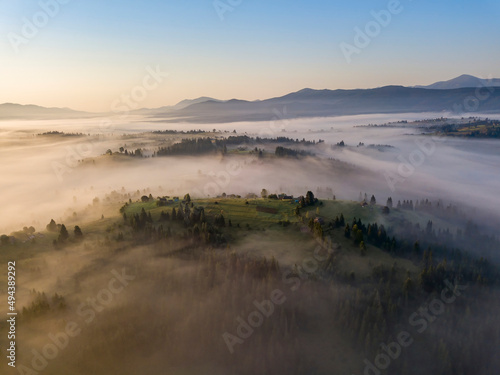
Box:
left=148, top=85, right=500, bottom=123
left=0, top=103, right=93, bottom=120
left=415, top=74, right=500, bottom=89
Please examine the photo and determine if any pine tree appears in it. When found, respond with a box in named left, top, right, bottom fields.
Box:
left=344, top=224, right=351, bottom=238
left=305, top=191, right=315, bottom=206
left=46, top=219, right=57, bottom=232
left=58, top=225, right=69, bottom=242
left=386, top=197, right=393, bottom=208
left=74, top=226, right=83, bottom=239
left=360, top=241, right=366, bottom=256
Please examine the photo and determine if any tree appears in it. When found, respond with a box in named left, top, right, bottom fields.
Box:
left=215, top=213, right=225, bottom=227
left=299, top=196, right=306, bottom=208
left=193, top=224, right=201, bottom=240
left=261, top=189, right=268, bottom=198
left=305, top=191, right=315, bottom=206
left=176, top=207, right=184, bottom=221
left=386, top=197, right=393, bottom=208
left=413, top=241, right=421, bottom=255
left=360, top=241, right=366, bottom=256
left=74, top=226, right=83, bottom=239
left=426, top=220, right=433, bottom=235
left=344, top=224, right=351, bottom=238
left=352, top=225, right=363, bottom=244
left=119, top=147, right=124, bottom=153
left=403, top=277, right=414, bottom=296
left=339, top=214, right=345, bottom=226
left=58, top=225, right=69, bottom=242
left=46, top=219, right=58, bottom=232
left=1, top=235, right=9, bottom=246
left=184, top=193, right=191, bottom=203
left=370, top=195, right=376, bottom=205
left=314, top=221, right=324, bottom=239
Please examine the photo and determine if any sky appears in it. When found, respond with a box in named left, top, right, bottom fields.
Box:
left=0, top=0, right=499, bottom=112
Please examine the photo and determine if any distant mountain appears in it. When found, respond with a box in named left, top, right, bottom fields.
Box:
left=5, top=77, right=500, bottom=123
left=131, top=97, right=222, bottom=115
left=173, top=97, right=223, bottom=110
left=148, top=85, right=500, bottom=123
left=0, top=103, right=92, bottom=120
left=415, top=74, right=500, bottom=90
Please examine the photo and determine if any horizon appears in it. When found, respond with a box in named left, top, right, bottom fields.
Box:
left=1, top=2, right=500, bottom=374
left=1, top=0, right=499, bottom=112
left=2, top=73, right=499, bottom=112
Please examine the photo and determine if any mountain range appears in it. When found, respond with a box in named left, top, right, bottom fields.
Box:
left=0, top=103, right=93, bottom=120
left=2, top=75, right=499, bottom=122
left=414, top=74, right=500, bottom=90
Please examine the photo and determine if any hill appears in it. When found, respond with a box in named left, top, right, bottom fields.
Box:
left=0, top=103, right=93, bottom=120
left=415, top=74, right=500, bottom=90
left=147, top=85, right=500, bottom=123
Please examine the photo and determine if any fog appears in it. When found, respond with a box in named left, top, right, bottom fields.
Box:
left=1, top=112, right=500, bottom=375
left=1, top=112, right=500, bottom=234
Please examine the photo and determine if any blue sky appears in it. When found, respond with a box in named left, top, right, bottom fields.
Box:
left=1, top=0, right=499, bottom=111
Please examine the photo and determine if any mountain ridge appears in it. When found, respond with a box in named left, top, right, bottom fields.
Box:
left=414, top=74, right=500, bottom=90
left=3, top=75, right=500, bottom=121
